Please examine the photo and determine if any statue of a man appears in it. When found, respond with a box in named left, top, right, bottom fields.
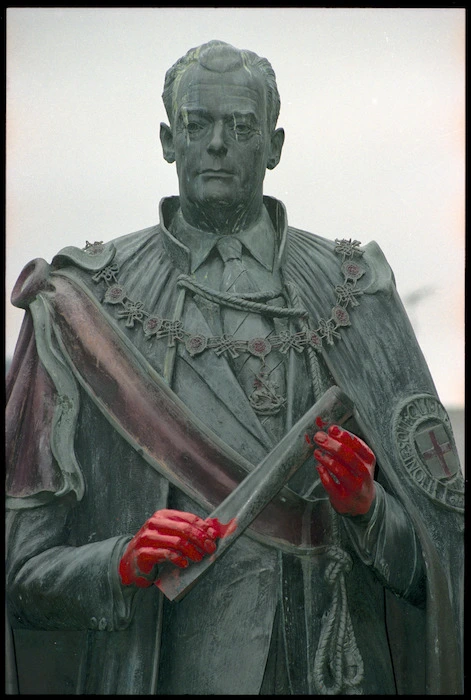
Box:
left=6, top=40, right=463, bottom=695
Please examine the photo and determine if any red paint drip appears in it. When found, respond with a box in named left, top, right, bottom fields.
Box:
left=206, top=517, right=238, bottom=538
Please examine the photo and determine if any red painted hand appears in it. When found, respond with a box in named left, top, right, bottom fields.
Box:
left=118, top=509, right=220, bottom=588
left=311, top=424, right=376, bottom=516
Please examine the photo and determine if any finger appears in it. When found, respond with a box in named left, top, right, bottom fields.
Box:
left=147, top=529, right=217, bottom=555
left=327, top=425, right=375, bottom=465
left=148, top=510, right=219, bottom=539
left=150, top=510, right=218, bottom=537
left=146, top=516, right=218, bottom=550
left=313, top=433, right=369, bottom=476
left=136, top=532, right=210, bottom=561
left=136, top=547, right=189, bottom=573
left=316, top=464, right=347, bottom=501
left=314, top=449, right=362, bottom=492
left=135, top=547, right=168, bottom=573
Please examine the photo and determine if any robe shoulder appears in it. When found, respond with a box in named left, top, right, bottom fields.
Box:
left=286, top=226, right=396, bottom=297
left=10, top=225, right=163, bottom=310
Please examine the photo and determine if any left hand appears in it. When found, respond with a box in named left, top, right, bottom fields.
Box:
left=310, top=424, right=376, bottom=516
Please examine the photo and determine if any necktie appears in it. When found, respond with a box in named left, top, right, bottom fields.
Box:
left=216, top=236, right=287, bottom=439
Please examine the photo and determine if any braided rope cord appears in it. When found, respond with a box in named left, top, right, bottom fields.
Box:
left=176, top=274, right=308, bottom=318
left=313, top=515, right=365, bottom=695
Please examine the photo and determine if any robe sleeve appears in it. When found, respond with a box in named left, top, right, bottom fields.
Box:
left=6, top=503, right=135, bottom=631
left=340, top=483, right=425, bottom=605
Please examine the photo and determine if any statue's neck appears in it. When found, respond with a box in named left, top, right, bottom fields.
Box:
left=180, top=197, right=264, bottom=236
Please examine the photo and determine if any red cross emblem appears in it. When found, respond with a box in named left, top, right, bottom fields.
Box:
left=415, top=424, right=459, bottom=480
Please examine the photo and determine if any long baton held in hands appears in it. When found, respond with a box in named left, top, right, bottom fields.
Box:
left=156, top=385, right=354, bottom=601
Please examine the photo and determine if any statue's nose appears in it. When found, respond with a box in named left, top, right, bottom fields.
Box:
left=207, top=122, right=228, bottom=156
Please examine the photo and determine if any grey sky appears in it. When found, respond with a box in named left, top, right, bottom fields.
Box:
left=6, top=7, right=465, bottom=407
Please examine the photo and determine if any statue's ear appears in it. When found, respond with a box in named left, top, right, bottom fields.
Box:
left=160, top=122, right=175, bottom=163
left=267, top=128, right=285, bottom=170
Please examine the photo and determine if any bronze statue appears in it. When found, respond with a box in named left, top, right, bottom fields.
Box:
left=6, top=40, right=463, bottom=695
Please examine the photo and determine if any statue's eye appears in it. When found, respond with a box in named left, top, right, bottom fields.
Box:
left=233, top=124, right=252, bottom=135
left=186, top=122, right=203, bottom=133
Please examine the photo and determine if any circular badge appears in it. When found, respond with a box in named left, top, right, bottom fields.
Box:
left=394, top=394, right=463, bottom=512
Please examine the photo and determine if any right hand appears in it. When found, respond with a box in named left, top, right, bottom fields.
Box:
left=118, top=509, right=220, bottom=588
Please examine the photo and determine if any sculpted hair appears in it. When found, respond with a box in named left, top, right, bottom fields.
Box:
left=162, top=39, right=281, bottom=132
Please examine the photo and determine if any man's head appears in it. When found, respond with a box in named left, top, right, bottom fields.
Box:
left=160, top=40, right=285, bottom=233
left=162, top=40, right=281, bottom=133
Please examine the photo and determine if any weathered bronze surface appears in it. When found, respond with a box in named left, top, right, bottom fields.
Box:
left=6, top=40, right=463, bottom=695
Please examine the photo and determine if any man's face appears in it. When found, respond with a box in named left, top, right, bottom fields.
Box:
left=167, top=63, right=278, bottom=217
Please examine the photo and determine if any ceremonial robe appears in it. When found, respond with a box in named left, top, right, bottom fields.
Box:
left=6, top=197, right=463, bottom=694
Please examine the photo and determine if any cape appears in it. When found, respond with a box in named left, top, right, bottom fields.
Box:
left=6, top=197, right=464, bottom=694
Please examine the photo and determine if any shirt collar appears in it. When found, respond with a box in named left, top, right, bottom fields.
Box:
left=159, top=195, right=288, bottom=275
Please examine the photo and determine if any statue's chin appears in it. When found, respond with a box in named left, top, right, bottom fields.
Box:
left=196, top=187, right=237, bottom=209
left=193, top=193, right=243, bottom=216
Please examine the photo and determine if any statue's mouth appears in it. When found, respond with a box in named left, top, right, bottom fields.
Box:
left=201, top=169, right=234, bottom=177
